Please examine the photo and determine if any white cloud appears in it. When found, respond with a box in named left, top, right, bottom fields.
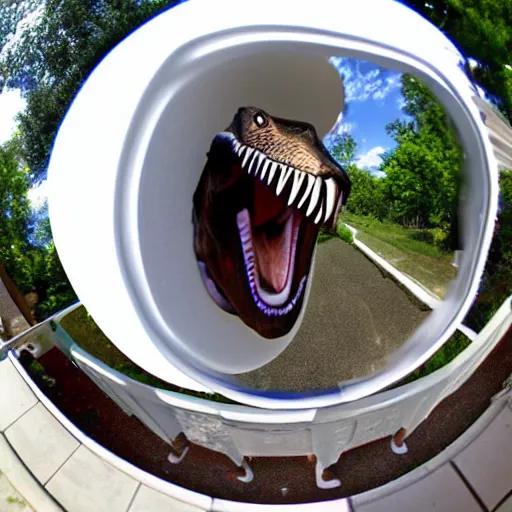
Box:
left=397, top=96, right=407, bottom=110
left=28, top=179, right=48, bottom=210
left=324, top=119, right=357, bottom=146
left=330, top=57, right=402, bottom=103
left=332, top=121, right=356, bottom=135
left=0, top=89, right=26, bottom=145
left=372, top=75, right=401, bottom=100
left=357, top=146, right=386, bottom=169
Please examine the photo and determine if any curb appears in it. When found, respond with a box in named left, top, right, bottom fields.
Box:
left=344, top=223, right=441, bottom=309
left=344, top=223, right=478, bottom=340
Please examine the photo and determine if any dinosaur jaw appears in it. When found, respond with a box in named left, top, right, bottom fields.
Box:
left=193, top=132, right=344, bottom=339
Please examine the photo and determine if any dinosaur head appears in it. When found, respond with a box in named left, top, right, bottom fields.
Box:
left=193, top=106, right=351, bottom=339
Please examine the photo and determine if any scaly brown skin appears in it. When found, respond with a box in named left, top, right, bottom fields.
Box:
left=193, top=107, right=351, bottom=340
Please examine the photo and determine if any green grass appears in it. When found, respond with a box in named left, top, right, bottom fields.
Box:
left=59, top=306, right=238, bottom=404
left=342, top=212, right=457, bottom=298
left=317, top=231, right=335, bottom=244
left=59, top=301, right=472, bottom=398
left=392, top=330, right=472, bottom=388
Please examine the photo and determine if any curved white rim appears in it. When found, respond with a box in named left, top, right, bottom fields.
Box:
left=48, top=0, right=498, bottom=408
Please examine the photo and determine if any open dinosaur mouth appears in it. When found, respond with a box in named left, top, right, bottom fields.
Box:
left=237, top=195, right=306, bottom=316
left=193, top=106, right=351, bottom=340
left=205, top=131, right=344, bottom=318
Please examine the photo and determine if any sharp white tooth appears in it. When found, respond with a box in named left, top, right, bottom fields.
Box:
left=306, top=177, right=323, bottom=217
left=259, top=158, right=270, bottom=181
left=315, top=197, right=324, bottom=224
left=276, top=166, right=293, bottom=196
left=324, top=178, right=337, bottom=223
left=248, top=151, right=261, bottom=175
left=288, top=169, right=306, bottom=206
left=242, top=147, right=254, bottom=169
left=237, top=145, right=245, bottom=157
left=298, top=174, right=316, bottom=209
left=267, top=161, right=279, bottom=185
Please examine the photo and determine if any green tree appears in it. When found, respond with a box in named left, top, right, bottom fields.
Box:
left=330, top=133, right=357, bottom=168
left=0, top=136, right=37, bottom=292
left=0, top=137, right=77, bottom=319
left=31, top=200, right=53, bottom=248
left=1, top=0, right=181, bottom=183
left=344, top=166, right=384, bottom=219
left=496, top=170, right=512, bottom=265
left=402, top=0, right=512, bottom=124
left=380, top=74, right=462, bottom=235
left=34, top=242, right=78, bottom=320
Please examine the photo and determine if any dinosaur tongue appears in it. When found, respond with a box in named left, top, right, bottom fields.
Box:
left=251, top=179, right=295, bottom=293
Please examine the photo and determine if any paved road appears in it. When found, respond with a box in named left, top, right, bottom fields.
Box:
left=237, top=238, right=430, bottom=392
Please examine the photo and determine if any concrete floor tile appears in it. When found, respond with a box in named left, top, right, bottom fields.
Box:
left=0, top=359, right=37, bottom=432
left=454, top=406, right=512, bottom=510
left=129, top=484, right=206, bottom=512
left=354, top=464, right=481, bottom=512
left=45, top=445, right=138, bottom=512
left=5, top=403, right=79, bottom=485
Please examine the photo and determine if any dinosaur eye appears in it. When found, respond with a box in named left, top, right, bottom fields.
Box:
left=253, top=113, right=267, bottom=128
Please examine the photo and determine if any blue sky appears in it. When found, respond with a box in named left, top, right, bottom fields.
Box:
left=325, top=57, right=408, bottom=175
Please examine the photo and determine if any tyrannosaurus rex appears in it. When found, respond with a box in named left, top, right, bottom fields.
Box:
left=193, top=106, right=351, bottom=339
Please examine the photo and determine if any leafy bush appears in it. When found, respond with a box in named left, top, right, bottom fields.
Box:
left=411, top=226, right=450, bottom=250
left=26, top=358, right=56, bottom=388
left=336, top=223, right=354, bottom=244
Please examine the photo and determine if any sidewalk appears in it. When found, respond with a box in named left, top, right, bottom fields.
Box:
left=1, top=353, right=511, bottom=512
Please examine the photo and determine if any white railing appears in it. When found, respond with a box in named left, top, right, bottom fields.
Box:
left=4, top=295, right=510, bottom=490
